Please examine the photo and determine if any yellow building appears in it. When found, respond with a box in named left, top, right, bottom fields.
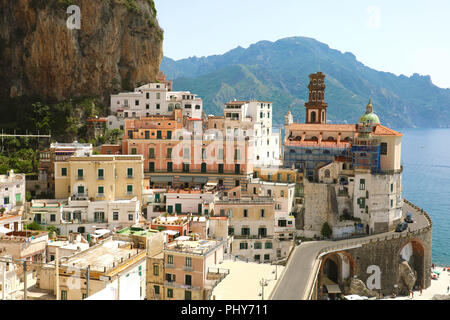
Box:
left=54, top=155, right=144, bottom=203
left=253, top=167, right=303, bottom=184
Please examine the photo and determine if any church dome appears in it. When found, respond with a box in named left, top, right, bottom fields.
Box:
left=359, top=98, right=380, bottom=124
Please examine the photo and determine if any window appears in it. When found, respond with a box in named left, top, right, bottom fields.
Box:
left=167, top=162, right=173, bottom=172
left=240, top=242, right=248, bottom=250
left=131, top=148, right=137, bottom=155
left=167, top=288, right=173, bottom=298
left=265, top=242, right=273, bottom=249
left=241, top=227, right=250, bottom=236
left=264, top=254, right=270, bottom=261
left=61, top=168, right=67, bottom=176
left=185, top=257, right=192, bottom=268
left=127, top=185, right=133, bottom=194
left=359, top=179, right=365, bottom=190
left=391, top=183, right=394, bottom=192
left=128, top=214, right=133, bottom=221
left=149, top=162, right=155, bottom=172
left=358, top=197, right=365, bottom=209
left=185, top=290, right=192, bottom=300
left=94, top=212, right=105, bottom=222
left=254, top=242, right=262, bottom=249
left=149, top=148, right=155, bottom=159
left=135, top=100, right=139, bottom=106
left=157, top=130, right=162, bottom=139
left=258, top=227, right=267, bottom=237
left=218, top=149, right=224, bottom=160
left=167, top=255, right=174, bottom=265
left=82, top=293, right=87, bottom=300
left=281, top=190, right=285, bottom=197
left=278, top=220, right=287, bottom=227
left=156, top=104, right=160, bottom=109
left=113, top=212, right=119, bottom=221
left=77, top=169, right=83, bottom=179
left=146, top=92, right=149, bottom=99
left=261, top=209, right=265, bottom=218
left=167, top=148, right=172, bottom=159
left=380, top=142, right=388, bottom=155
left=97, top=186, right=104, bottom=196
left=61, top=290, right=67, bottom=300
left=146, top=104, right=149, bottom=109
left=127, top=168, right=133, bottom=178
left=50, top=214, right=56, bottom=222
left=156, top=92, right=161, bottom=99
left=167, top=131, right=172, bottom=139
left=243, top=209, right=248, bottom=218
left=98, top=169, right=104, bottom=179
left=195, top=105, right=201, bottom=109
left=391, top=199, right=394, bottom=208
left=154, top=285, right=160, bottom=295
left=228, top=227, right=234, bottom=235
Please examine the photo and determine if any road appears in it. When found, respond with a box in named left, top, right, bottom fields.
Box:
left=270, top=199, right=430, bottom=300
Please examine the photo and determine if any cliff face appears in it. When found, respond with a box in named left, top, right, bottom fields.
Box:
left=0, top=0, right=163, bottom=103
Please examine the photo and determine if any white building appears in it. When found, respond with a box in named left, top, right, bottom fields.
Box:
left=27, top=197, right=141, bottom=236
left=0, top=170, right=25, bottom=213
left=110, top=82, right=203, bottom=121
left=208, top=100, right=282, bottom=167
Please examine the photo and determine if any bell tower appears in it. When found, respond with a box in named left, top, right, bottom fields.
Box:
left=305, top=72, right=328, bottom=124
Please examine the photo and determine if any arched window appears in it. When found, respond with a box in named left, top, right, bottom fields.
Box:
left=324, top=169, right=330, bottom=178
left=310, top=111, right=316, bottom=122
left=327, top=136, right=334, bottom=141
left=312, top=92, right=316, bottom=101
left=311, top=136, right=318, bottom=141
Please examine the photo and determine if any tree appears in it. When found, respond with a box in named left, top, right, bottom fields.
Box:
left=321, top=222, right=333, bottom=238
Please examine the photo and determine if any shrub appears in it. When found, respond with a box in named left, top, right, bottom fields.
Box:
left=321, top=222, right=333, bottom=238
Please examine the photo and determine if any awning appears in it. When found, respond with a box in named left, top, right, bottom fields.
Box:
left=206, top=181, right=217, bottom=186
left=193, top=177, right=208, bottom=183
left=175, top=236, right=190, bottom=241
left=151, top=176, right=173, bottom=183
left=0, top=226, right=12, bottom=234
left=95, top=229, right=111, bottom=236
left=178, top=177, right=193, bottom=182
left=325, top=284, right=342, bottom=294
left=163, top=230, right=179, bottom=236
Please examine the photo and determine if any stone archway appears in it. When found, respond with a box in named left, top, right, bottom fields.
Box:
left=398, top=239, right=425, bottom=291
left=319, top=251, right=356, bottom=299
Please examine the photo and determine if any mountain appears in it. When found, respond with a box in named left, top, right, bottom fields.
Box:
left=161, top=37, right=450, bottom=129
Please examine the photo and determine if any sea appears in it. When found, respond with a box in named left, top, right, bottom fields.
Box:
left=399, top=128, right=450, bottom=266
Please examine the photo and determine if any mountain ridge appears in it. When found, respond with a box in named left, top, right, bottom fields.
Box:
left=161, top=36, right=450, bottom=129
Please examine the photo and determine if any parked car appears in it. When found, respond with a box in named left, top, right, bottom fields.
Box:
left=405, top=213, right=414, bottom=223
left=395, top=222, right=408, bottom=232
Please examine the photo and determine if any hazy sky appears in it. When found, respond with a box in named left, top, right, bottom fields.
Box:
left=154, top=0, right=450, bottom=89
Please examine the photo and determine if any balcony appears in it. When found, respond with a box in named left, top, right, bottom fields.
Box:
left=165, top=263, right=175, bottom=269
left=182, top=265, right=194, bottom=272
left=77, top=176, right=84, bottom=181
left=233, top=234, right=273, bottom=240
left=96, top=193, right=105, bottom=198
left=97, top=176, right=104, bottom=180
left=127, top=175, right=134, bottom=179
left=164, top=281, right=200, bottom=291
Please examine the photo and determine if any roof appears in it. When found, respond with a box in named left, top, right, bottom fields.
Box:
left=373, top=125, right=403, bottom=137
left=288, top=123, right=357, bottom=132
left=359, top=112, right=380, bottom=124
left=288, top=123, right=402, bottom=137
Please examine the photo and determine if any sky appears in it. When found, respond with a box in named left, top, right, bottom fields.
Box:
left=154, top=0, right=450, bottom=89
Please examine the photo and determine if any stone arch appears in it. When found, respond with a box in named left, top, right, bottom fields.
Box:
left=319, top=251, right=356, bottom=299
left=398, top=239, right=425, bottom=290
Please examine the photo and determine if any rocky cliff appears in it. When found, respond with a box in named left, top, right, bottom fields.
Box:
left=0, top=0, right=163, bottom=103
